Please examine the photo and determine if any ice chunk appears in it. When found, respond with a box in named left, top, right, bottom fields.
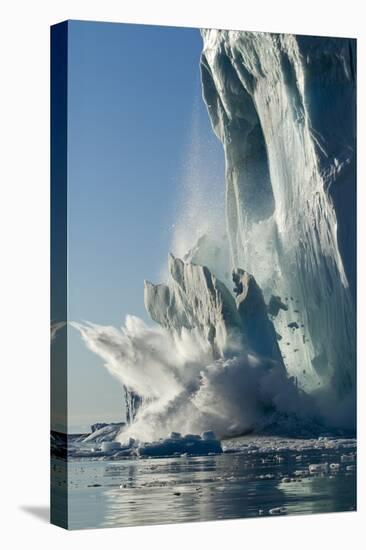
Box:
left=294, top=470, right=308, bottom=477
left=138, top=432, right=222, bottom=458
left=341, top=454, right=355, bottom=463
left=100, top=441, right=121, bottom=452
left=309, top=463, right=328, bottom=474
left=269, top=507, right=287, bottom=515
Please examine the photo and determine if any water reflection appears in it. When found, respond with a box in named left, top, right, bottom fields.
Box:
left=65, top=447, right=356, bottom=529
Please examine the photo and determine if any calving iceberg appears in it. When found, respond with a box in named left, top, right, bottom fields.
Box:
left=74, top=30, right=356, bottom=441
left=74, top=259, right=304, bottom=441
left=145, top=254, right=282, bottom=363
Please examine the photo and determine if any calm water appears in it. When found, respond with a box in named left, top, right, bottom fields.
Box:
left=52, top=436, right=356, bottom=529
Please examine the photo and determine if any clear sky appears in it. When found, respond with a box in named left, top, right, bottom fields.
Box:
left=67, top=20, right=225, bottom=432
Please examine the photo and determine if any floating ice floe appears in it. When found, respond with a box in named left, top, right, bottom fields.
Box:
left=101, top=442, right=121, bottom=453
left=269, top=507, right=287, bottom=516
left=309, top=463, right=328, bottom=474
left=221, top=436, right=356, bottom=455
left=69, top=437, right=138, bottom=459
left=138, top=432, right=222, bottom=458
left=259, top=473, right=275, bottom=480
left=341, top=454, right=355, bottom=463
left=275, top=455, right=285, bottom=463
left=294, top=469, right=308, bottom=477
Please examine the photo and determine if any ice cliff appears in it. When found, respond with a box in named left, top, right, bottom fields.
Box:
left=200, top=31, right=356, bottom=407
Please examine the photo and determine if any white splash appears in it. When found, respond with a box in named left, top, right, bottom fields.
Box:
left=73, top=316, right=309, bottom=442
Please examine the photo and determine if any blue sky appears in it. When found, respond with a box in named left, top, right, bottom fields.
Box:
left=67, top=20, right=224, bottom=432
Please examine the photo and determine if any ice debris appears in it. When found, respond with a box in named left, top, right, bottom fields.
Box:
left=269, top=507, right=287, bottom=515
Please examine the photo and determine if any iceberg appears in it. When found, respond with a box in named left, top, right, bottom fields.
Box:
left=74, top=30, right=356, bottom=442
left=200, top=30, right=356, bottom=408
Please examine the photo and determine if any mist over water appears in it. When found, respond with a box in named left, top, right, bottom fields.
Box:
left=170, top=97, right=226, bottom=262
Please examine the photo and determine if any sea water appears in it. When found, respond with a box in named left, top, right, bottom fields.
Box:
left=52, top=436, right=356, bottom=529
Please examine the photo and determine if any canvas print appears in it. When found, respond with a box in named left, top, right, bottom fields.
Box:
left=51, top=20, right=356, bottom=529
